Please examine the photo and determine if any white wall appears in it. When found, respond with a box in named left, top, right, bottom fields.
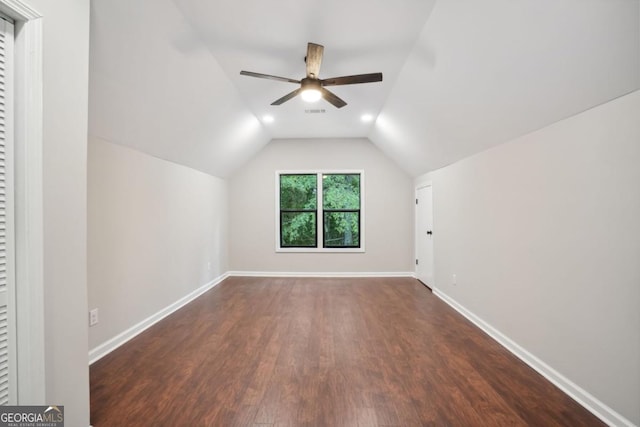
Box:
left=228, top=138, right=413, bottom=274
left=418, top=91, right=640, bottom=425
left=12, top=0, right=92, bottom=426
left=88, top=137, right=228, bottom=350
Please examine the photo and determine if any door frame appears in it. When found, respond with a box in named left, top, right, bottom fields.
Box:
left=0, top=0, right=45, bottom=404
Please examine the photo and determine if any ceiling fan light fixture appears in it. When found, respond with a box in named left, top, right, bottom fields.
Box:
left=300, top=78, right=322, bottom=103
left=301, top=88, right=322, bottom=103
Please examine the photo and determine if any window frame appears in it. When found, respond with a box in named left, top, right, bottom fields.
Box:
left=275, top=170, right=365, bottom=253
left=278, top=173, right=318, bottom=249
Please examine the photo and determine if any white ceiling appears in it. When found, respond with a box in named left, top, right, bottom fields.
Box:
left=370, top=0, right=640, bottom=175
left=89, top=0, right=640, bottom=177
left=172, top=0, right=437, bottom=139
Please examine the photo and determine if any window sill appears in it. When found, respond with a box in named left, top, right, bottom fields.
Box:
left=276, top=247, right=365, bottom=253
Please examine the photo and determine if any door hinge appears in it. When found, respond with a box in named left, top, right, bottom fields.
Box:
left=415, top=259, right=419, bottom=265
left=415, top=198, right=419, bottom=205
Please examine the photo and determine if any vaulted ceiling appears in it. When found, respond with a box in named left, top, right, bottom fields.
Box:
left=89, top=0, right=640, bottom=178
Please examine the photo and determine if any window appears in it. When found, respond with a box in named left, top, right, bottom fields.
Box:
left=277, top=171, right=364, bottom=252
left=279, top=174, right=317, bottom=248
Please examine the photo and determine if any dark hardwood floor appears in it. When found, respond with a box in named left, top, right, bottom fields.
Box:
left=90, top=277, right=604, bottom=426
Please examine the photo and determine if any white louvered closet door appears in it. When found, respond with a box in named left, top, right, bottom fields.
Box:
left=0, top=15, right=15, bottom=405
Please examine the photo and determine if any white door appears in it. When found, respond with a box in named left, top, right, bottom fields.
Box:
left=416, top=185, right=434, bottom=287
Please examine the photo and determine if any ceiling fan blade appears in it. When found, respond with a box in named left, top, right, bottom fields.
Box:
left=320, top=87, right=347, bottom=108
left=271, top=88, right=303, bottom=106
left=240, top=70, right=300, bottom=84
left=306, top=43, right=324, bottom=79
left=321, top=73, right=383, bottom=87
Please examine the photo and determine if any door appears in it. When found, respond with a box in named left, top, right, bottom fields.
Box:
left=416, top=185, right=433, bottom=287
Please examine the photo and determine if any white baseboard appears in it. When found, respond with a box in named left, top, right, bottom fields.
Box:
left=227, top=271, right=416, bottom=278
left=433, top=288, right=636, bottom=427
left=88, top=273, right=229, bottom=365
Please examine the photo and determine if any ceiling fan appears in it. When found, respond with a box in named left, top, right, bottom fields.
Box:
left=240, top=42, right=383, bottom=109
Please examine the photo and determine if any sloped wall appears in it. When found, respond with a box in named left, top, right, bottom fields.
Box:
left=89, top=0, right=270, bottom=178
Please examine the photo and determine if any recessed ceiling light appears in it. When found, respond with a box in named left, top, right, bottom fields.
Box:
left=262, top=115, right=274, bottom=123
left=361, top=114, right=374, bottom=123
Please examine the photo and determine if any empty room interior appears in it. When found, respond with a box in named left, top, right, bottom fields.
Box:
left=2, top=0, right=639, bottom=426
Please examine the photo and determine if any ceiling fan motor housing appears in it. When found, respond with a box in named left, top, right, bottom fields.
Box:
left=301, top=77, right=322, bottom=91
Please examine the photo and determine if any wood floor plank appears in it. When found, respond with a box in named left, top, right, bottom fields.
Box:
left=90, top=277, right=605, bottom=426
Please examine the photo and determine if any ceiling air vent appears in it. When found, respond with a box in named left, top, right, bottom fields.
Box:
left=305, top=109, right=326, bottom=114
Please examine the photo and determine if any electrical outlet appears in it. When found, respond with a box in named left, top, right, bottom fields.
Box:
left=89, top=308, right=99, bottom=326
left=452, top=274, right=457, bottom=286
left=207, top=262, right=211, bottom=271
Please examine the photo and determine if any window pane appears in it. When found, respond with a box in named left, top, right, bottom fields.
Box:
left=324, top=212, right=360, bottom=247
left=322, top=174, right=360, bottom=209
left=280, top=174, right=317, bottom=210
left=281, top=212, right=316, bottom=247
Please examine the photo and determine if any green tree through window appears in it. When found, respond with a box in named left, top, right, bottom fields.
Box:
left=278, top=172, right=362, bottom=250
left=280, top=174, right=317, bottom=247
left=323, top=174, right=360, bottom=247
